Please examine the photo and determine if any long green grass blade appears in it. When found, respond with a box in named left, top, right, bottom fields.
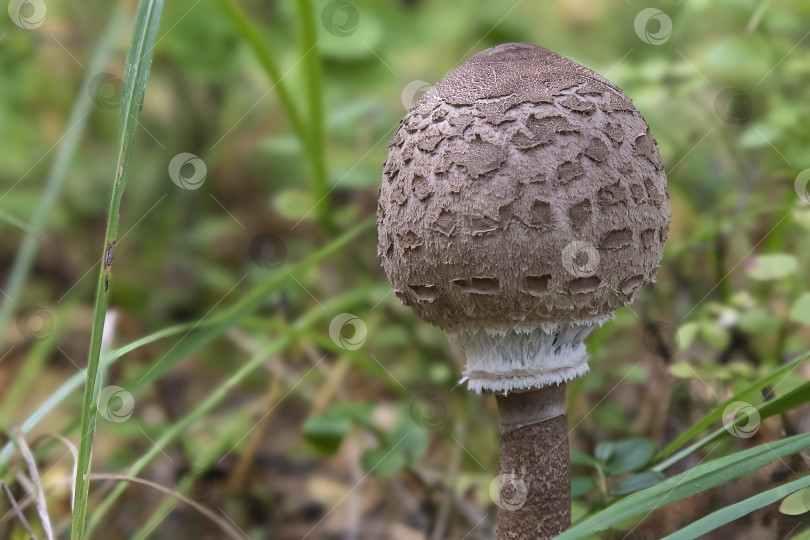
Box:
left=85, top=286, right=375, bottom=535
left=70, top=1, right=164, bottom=537
left=216, top=0, right=332, bottom=230
left=0, top=208, right=41, bottom=236
left=657, top=352, right=810, bottom=460
left=130, top=218, right=374, bottom=392
left=129, top=420, right=257, bottom=540
left=0, top=307, right=69, bottom=423
left=0, top=5, right=125, bottom=351
left=296, top=0, right=330, bottom=230
left=655, top=375, right=810, bottom=472
left=0, top=218, right=373, bottom=471
left=661, top=474, right=810, bottom=540
left=215, top=0, right=306, bottom=141
left=557, top=432, right=810, bottom=539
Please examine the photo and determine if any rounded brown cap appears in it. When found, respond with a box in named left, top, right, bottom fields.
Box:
left=377, top=43, right=669, bottom=336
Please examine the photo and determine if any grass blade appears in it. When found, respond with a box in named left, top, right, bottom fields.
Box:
left=10, top=429, right=54, bottom=540
left=0, top=5, right=125, bottom=351
left=662, top=474, right=810, bottom=540
left=84, top=285, right=378, bottom=535
left=654, top=375, right=810, bottom=472
left=657, top=351, right=810, bottom=460
left=70, top=1, right=164, bottom=538
left=0, top=479, right=36, bottom=538
left=216, top=0, right=332, bottom=230
left=0, top=307, right=69, bottom=423
left=0, top=209, right=42, bottom=237
left=557, top=432, right=810, bottom=539
left=0, top=218, right=373, bottom=471
left=215, top=0, right=306, bottom=141
left=296, top=0, right=330, bottom=230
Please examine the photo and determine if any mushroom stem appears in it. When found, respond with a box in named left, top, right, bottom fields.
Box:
left=495, top=384, right=570, bottom=539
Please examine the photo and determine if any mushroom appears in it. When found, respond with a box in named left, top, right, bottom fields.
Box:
left=377, top=43, right=669, bottom=538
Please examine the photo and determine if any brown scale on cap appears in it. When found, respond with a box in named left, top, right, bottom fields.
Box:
left=377, top=43, right=669, bottom=336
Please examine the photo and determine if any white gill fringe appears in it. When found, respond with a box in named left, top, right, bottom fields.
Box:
left=449, top=317, right=610, bottom=393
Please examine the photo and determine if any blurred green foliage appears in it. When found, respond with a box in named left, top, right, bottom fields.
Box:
left=3, top=0, right=810, bottom=538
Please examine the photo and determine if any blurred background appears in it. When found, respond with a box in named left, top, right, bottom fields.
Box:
left=2, top=0, right=810, bottom=538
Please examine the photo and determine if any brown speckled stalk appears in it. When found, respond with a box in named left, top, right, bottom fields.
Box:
left=495, top=385, right=570, bottom=539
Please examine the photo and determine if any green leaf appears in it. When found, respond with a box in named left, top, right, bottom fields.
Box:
left=779, top=486, right=810, bottom=516
left=316, top=2, right=383, bottom=61
left=302, top=416, right=352, bottom=455
left=657, top=352, right=810, bottom=461
left=662, top=475, right=810, bottom=540
left=358, top=409, right=430, bottom=479
left=301, top=402, right=375, bottom=454
left=260, top=134, right=304, bottom=157
left=571, top=476, right=599, bottom=498
left=699, top=320, right=731, bottom=350
left=571, top=450, right=599, bottom=468
left=594, top=442, right=614, bottom=464
left=599, top=438, right=657, bottom=475
left=161, top=0, right=240, bottom=79
left=558, top=432, right=810, bottom=539
left=737, top=306, right=781, bottom=334
left=790, top=293, right=810, bottom=325
left=739, top=122, right=780, bottom=150
left=610, top=471, right=665, bottom=496
left=745, top=254, right=798, bottom=281
left=360, top=445, right=408, bottom=479
left=391, top=414, right=429, bottom=464
left=670, top=361, right=698, bottom=379
left=274, top=189, right=315, bottom=221
left=701, top=35, right=772, bottom=78
left=329, top=402, right=375, bottom=426
left=793, top=208, right=810, bottom=232
left=677, top=322, right=699, bottom=349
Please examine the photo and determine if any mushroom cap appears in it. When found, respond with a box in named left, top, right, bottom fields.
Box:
left=377, top=43, right=669, bottom=335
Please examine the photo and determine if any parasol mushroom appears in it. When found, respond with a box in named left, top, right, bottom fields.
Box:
left=377, top=42, right=669, bottom=538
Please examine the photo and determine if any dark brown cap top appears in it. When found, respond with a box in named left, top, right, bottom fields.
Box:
left=415, top=43, right=621, bottom=115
